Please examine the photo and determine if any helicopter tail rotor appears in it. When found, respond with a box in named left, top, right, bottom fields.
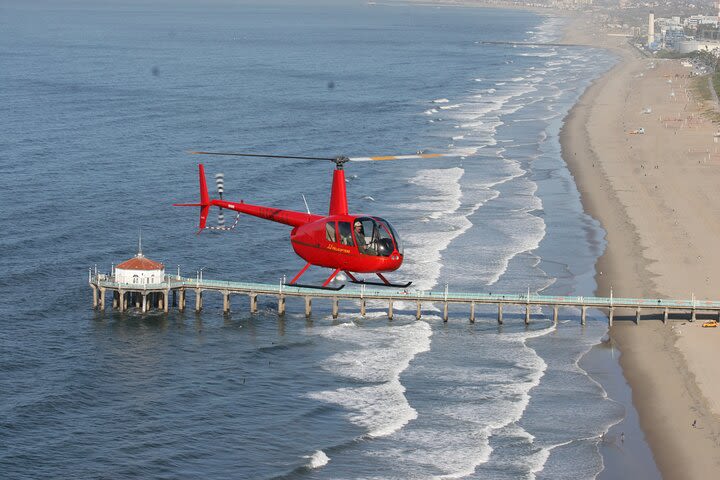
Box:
left=173, top=166, right=240, bottom=232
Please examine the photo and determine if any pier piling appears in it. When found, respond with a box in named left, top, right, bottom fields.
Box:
left=278, top=296, right=286, bottom=315
left=553, top=305, right=559, bottom=325
left=223, top=291, right=230, bottom=313
left=469, top=302, right=475, bottom=323
left=250, top=293, right=258, bottom=313
left=416, top=301, right=422, bottom=320
left=635, top=307, right=641, bottom=324
left=332, top=297, right=339, bottom=319
left=498, top=304, right=503, bottom=324
left=304, top=297, right=312, bottom=317
left=195, top=289, right=203, bottom=312
left=608, top=308, right=614, bottom=327
left=581, top=305, right=587, bottom=325
left=443, top=303, right=449, bottom=323
left=525, top=305, right=530, bottom=325
left=388, top=300, right=393, bottom=320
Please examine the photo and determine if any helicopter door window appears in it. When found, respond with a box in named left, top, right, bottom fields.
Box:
left=354, top=218, right=380, bottom=256
left=338, top=222, right=354, bottom=246
left=325, top=221, right=337, bottom=243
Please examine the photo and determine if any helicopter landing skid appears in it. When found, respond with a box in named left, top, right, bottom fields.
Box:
left=286, top=266, right=345, bottom=291
left=345, top=272, right=412, bottom=289
left=288, top=283, right=345, bottom=291
left=348, top=280, right=412, bottom=288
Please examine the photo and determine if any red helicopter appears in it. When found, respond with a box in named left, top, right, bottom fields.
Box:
left=174, top=151, right=454, bottom=290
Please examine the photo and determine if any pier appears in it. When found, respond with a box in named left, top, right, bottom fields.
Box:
left=89, top=273, right=720, bottom=325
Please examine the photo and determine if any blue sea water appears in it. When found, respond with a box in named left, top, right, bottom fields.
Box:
left=0, top=1, right=640, bottom=478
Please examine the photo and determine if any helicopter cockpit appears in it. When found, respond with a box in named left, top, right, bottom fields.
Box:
left=351, top=217, right=403, bottom=257
left=324, top=217, right=403, bottom=257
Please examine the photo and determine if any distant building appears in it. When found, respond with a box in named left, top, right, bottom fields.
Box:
left=685, top=15, right=719, bottom=29
left=648, top=12, right=655, bottom=47
left=662, top=25, right=686, bottom=50
left=676, top=39, right=720, bottom=55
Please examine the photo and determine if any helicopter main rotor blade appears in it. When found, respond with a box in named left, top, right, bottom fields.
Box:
left=190, top=151, right=336, bottom=162
left=348, top=153, right=459, bottom=162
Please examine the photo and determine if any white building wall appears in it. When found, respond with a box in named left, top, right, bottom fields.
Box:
left=116, top=268, right=165, bottom=285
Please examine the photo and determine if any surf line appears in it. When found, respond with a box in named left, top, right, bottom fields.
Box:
left=479, top=41, right=585, bottom=47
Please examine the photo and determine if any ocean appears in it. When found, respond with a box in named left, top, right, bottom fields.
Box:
left=0, top=1, right=644, bottom=478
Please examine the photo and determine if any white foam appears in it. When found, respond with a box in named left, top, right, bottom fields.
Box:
left=303, top=450, right=329, bottom=469
left=432, top=98, right=450, bottom=103
left=397, top=167, right=479, bottom=291
left=360, top=324, right=554, bottom=479
left=520, top=51, right=558, bottom=58
left=307, top=321, right=432, bottom=437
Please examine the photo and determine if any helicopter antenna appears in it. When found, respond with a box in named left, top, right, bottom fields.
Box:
left=301, top=194, right=311, bottom=214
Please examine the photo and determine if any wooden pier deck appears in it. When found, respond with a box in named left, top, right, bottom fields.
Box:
left=89, top=274, right=720, bottom=325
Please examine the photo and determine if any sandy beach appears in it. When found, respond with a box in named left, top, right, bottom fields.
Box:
left=561, top=12, right=720, bottom=479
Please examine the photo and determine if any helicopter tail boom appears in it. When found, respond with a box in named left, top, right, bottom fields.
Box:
left=175, top=164, right=322, bottom=230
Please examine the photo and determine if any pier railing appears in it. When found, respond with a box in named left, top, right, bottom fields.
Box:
left=88, top=274, right=720, bottom=324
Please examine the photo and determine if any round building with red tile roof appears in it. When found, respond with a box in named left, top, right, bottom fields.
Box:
left=115, top=250, right=165, bottom=285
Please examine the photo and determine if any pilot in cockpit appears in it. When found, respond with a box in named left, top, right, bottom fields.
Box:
left=353, top=221, right=367, bottom=251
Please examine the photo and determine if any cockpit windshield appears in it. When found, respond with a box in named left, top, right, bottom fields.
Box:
left=352, top=217, right=402, bottom=257
left=376, top=218, right=403, bottom=255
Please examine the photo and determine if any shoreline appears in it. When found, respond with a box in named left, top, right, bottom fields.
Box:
left=405, top=2, right=719, bottom=477
left=402, top=1, right=667, bottom=476
left=560, top=12, right=720, bottom=480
